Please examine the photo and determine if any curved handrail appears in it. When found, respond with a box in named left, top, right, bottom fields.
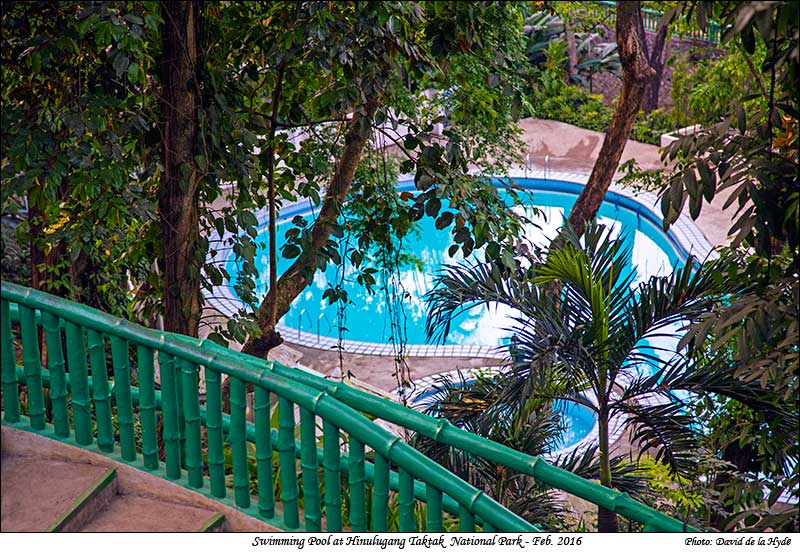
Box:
left=0, top=282, right=532, bottom=532
left=198, top=340, right=697, bottom=532
left=0, top=282, right=696, bottom=531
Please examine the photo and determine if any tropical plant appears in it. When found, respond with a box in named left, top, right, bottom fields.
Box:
left=424, top=222, right=792, bottom=532
left=411, top=369, right=649, bottom=531
left=669, top=46, right=765, bottom=128
left=522, top=8, right=621, bottom=89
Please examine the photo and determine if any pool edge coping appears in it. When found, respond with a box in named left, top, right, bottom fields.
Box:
left=204, top=169, right=716, bottom=359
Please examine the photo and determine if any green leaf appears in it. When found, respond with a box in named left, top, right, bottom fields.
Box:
left=683, top=168, right=699, bottom=197
left=404, top=135, right=420, bottom=150
left=741, top=23, right=756, bottom=54
left=282, top=244, right=301, bottom=259
left=660, top=190, right=671, bottom=219
left=207, top=332, right=229, bottom=347
left=670, top=177, right=684, bottom=207
left=435, top=211, right=453, bottom=230
left=501, top=248, right=515, bottom=269
left=454, top=227, right=470, bottom=243
left=689, top=191, right=702, bottom=219
left=485, top=241, right=500, bottom=261
left=330, top=223, right=344, bottom=238
left=735, top=104, right=747, bottom=134
left=697, top=161, right=716, bottom=203
left=123, top=14, right=144, bottom=26
left=239, top=211, right=258, bottom=228
left=127, top=63, right=140, bottom=84
left=425, top=197, right=441, bottom=218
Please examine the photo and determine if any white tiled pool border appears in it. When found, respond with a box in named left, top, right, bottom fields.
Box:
left=204, top=169, right=715, bottom=358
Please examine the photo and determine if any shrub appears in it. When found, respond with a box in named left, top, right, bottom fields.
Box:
left=670, top=47, right=765, bottom=128
left=631, top=108, right=677, bottom=145
left=530, top=81, right=613, bottom=132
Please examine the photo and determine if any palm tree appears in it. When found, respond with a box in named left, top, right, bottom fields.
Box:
left=424, top=223, right=789, bottom=532
left=411, top=369, right=649, bottom=531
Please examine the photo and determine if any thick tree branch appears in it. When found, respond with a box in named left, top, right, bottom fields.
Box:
left=643, top=19, right=670, bottom=112
left=566, top=1, right=655, bottom=239
left=241, top=100, right=379, bottom=357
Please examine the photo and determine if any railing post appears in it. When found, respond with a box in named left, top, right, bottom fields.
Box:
left=174, top=352, right=185, bottom=465
left=179, top=358, right=203, bottom=488
left=205, top=367, right=226, bottom=499
left=137, top=345, right=159, bottom=469
left=278, top=397, right=300, bottom=529
left=229, top=376, right=250, bottom=508
left=87, top=330, right=114, bottom=452
left=110, top=336, right=136, bottom=461
left=158, top=351, right=182, bottom=480
left=254, top=385, right=275, bottom=518
left=42, top=312, right=69, bottom=438
left=348, top=437, right=367, bottom=531
left=18, top=305, right=45, bottom=430
left=371, top=453, right=389, bottom=531
left=64, top=321, right=92, bottom=445
left=322, top=420, right=342, bottom=531
left=426, top=484, right=443, bottom=532
left=299, top=407, right=321, bottom=531
left=0, top=299, right=20, bottom=423
left=459, top=504, right=475, bottom=532
left=398, top=468, right=416, bottom=531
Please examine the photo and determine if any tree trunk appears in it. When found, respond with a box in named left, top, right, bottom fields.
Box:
left=28, top=196, right=66, bottom=296
left=565, top=21, right=577, bottom=81
left=643, top=22, right=670, bottom=113
left=564, top=3, right=653, bottom=533
left=566, top=1, right=655, bottom=238
left=241, top=101, right=378, bottom=359
left=596, top=409, right=618, bottom=532
left=159, top=1, right=202, bottom=337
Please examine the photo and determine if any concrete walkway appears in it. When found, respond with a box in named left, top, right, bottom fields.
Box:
left=519, top=118, right=738, bottom=249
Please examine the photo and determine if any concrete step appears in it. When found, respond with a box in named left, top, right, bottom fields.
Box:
left=1, top=455, right=110, bottom=532
left=77, top=493, right=221, bottom=532
left=1, top=427, right=281, bottom=532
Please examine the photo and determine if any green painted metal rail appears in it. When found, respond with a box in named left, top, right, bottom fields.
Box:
left=0, top=282, right=696, bottom=532
left=592, top=1, right=723, bottom=44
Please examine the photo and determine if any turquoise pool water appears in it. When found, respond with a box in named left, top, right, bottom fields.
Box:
left=551, top=400, right=597, bottom=451
left=409, top=378, right=597, bottom=451
left=225, top=178, right=686, bottom=348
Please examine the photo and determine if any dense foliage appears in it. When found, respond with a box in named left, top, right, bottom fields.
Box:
left=1, top=0, right=796, bottom=534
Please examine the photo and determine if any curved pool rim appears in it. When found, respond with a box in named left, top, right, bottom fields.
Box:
left=394, top=367, right=627, bottom=460
left=204, top=169, right=715, bottom=358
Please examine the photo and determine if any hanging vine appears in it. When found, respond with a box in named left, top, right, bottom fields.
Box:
left=377, top=142, right=414, bottom=404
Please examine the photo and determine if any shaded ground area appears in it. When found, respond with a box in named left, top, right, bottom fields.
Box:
left=287, top=342, right=502, bottom=394
left=1, top=427, right=280, bottom=532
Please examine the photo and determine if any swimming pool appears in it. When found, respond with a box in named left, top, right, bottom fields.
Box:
left=223, top=177, right=695, bottom=350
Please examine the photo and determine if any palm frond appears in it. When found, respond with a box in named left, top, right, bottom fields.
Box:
left=424, top=259, right=534, bottom=344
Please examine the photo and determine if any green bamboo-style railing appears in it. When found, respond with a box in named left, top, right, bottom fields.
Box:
left=593, top=1, right=723, bottom=44
left=0, top=282, right=696, bottom=532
